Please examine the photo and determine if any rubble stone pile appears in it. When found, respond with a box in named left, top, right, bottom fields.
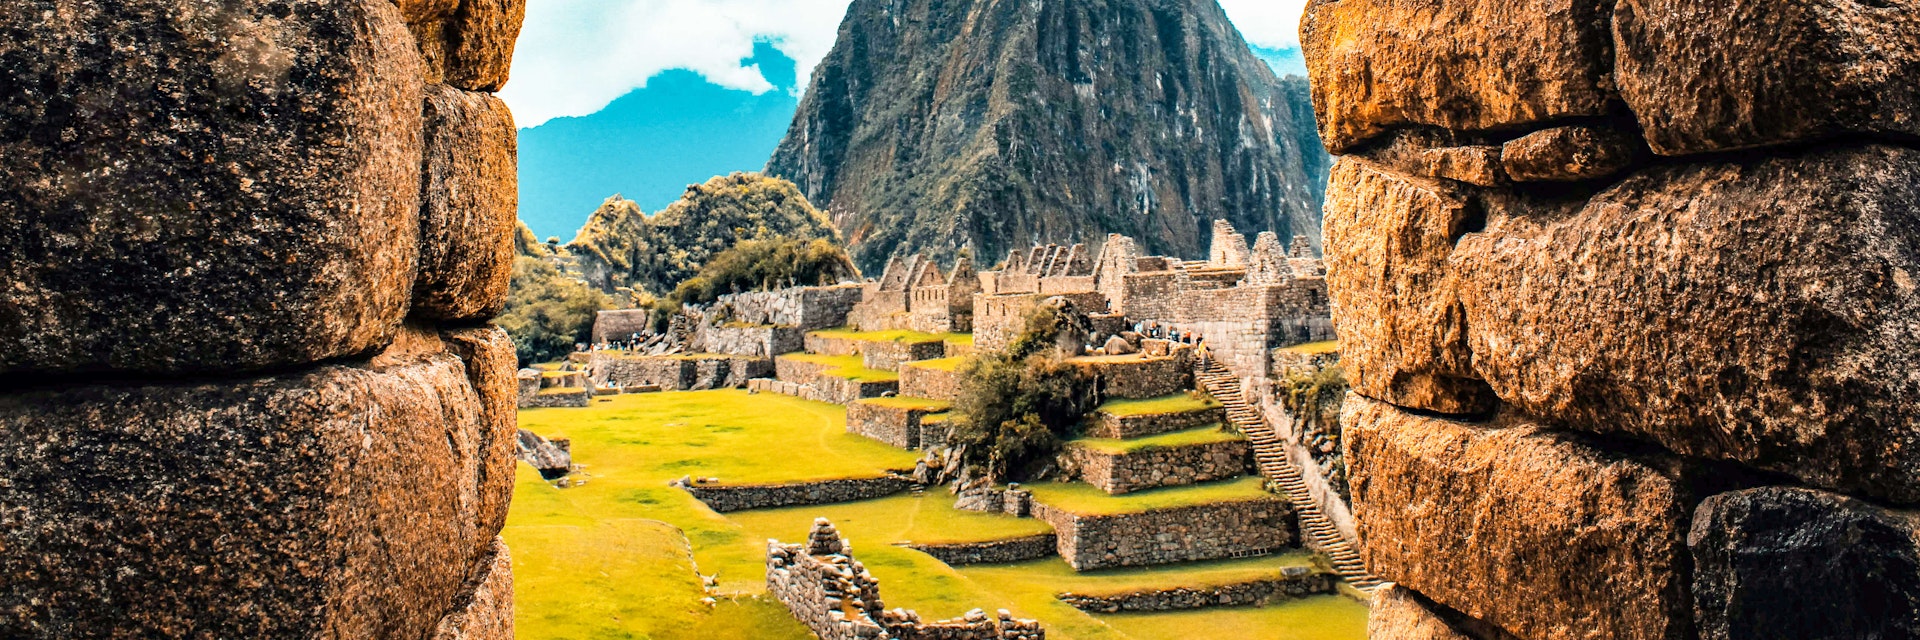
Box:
left=0, top=0, right=527, bottom=636
left=1303, top=0, right=1920, bottom=638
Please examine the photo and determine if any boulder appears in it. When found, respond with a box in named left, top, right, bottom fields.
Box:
left=443, top=327, right=520, bottom=541
left=0, top=0, right=426, bottom=376
left=1614, top=0, right=1920, bottom=156
left=1323, top=158, right=1496, bottom=415
left=1690, top=487, right=1920, bottom=640
left=1454, top=144, right=1920, bottom=504
left=0, top=343, right=495, bottom=637
left=1344, top=395, right=1728, bottom=640
left=433, top=537, right=516, bottom=640
left=1300, top=0, right=1616, bottom=152
left=1499, top=125, right=1643, bottom=183
left=413, top=85, right=519, bottom=321
left=1369, top=585, right=1520, bottom=640
left=516, top=429, right=573, bottom=480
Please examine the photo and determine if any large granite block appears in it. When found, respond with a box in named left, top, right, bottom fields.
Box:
left=0, top=338, right=494, bottom=637
left=1344, top=395, right=1721, bottom=640
left=0, top=0, right=426, bottom=376
left=1300, top=0, right=1615, bottom=152
left=1454, top=144, right=1920, bottom=504
left=413, top=85, right=518, bottom=321
left=1323, top=158, right=1494, bottom=415
left=1369, top=585, right=1520, bottom=640
left=1690, top=487, right=1920, bottom=640
left=433, top=537, right=515, bottom=640
left=1614, top=0, right=1920, bottom=155
left=443, top=326, right=520, bottom=541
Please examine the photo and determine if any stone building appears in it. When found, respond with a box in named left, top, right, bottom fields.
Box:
left=1, top=0, right=527, bottom=637
left=1303, top=1, right=1920, bottom=638
left=973, top=221, right=1333, bottom=376
left=845, top=254, right=980, bottom=334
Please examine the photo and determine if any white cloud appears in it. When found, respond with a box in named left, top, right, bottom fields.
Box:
left=500, top=0, right=854, bottom=127
left=1216, top=0, right=1310, bottom=49
left=500, top=0, right=1309, bottom=128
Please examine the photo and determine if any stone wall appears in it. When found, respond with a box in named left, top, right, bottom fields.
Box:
left=1306, top=0, right=1920, bottom=636
left=905, top=534, right=1060, bottom=566
left=847, top=400, right=952, bottom=450
left=0, top=1, right=523, bottom=635
left=710, top=284, right=866, bottom=331
left=900, top=361, right=962, bottom=402
left=1062, top=438, right=1249, bottom=494
left=862, top=339, right=947, bottom=371
left=1084, top=404, right=1225, bottom=439
left=696, top=324, right=805, bottom=358
left=768, top=520, right=1046, bottom=640
left=1031, top=498, right=1296, bottom=570
left=674, top=476, right=911, bottom=513
left=591, top=352, right=769, bottom=391
left=1058, top=567, right=1333, bottom=613
left=593, top=309, right=653, bottom=344
left=973, top=292, right=1108, bottom=352
left=1072, top=355, right=1193, bottom=400
left=524, top=387, right=591, bottom=408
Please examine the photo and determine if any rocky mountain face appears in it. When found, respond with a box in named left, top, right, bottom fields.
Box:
left=566, top=173, right=840, bottom=296
left=767, top=0, right=1329, bottom=272
left=1308, top=0, right=1920, bottom=638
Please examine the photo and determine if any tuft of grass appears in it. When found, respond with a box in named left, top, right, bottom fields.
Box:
left=1070, top=424, right=1241, bottom=454
left=780, top=353, right=899, bottom=383
left=1280, top=340, right=1340, bottom=355
left=905, top=356, right=968, bottom=372
left=1094, top=392, right=1222, bottom=418
left=856, top=396, right=953, bottom=412
left=1023, top=476, right=1276, bottom=516
left=921, top=412, right=952, bottom=425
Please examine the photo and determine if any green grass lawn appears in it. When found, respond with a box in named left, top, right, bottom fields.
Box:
left=779, top=352, right=899, bottom=383
left=1280, top=340, right=1340, bottom=355
left=506, top=390, right=921, bottom=639
left=1094, top=393, right=1222, bottom=417
left=1071, top=424, right=1240, bottom=454
left=506, top=390, right=1363, bottom=640
left=905, top=356, right=969, bottom=372
left=856, top=396, right=953, bottom=412
left=1100, top=595, right=1370, bottom=640
left=1023, top=476, right=1275, bottom=516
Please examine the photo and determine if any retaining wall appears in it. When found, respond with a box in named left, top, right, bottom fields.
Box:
left=862, top=339, right=948, bottom=371
left=1032, top=498, right=1296, bottom=570
left=901, top=362, right=963, bottom=402
left=1072, top=355, right=1193, bottom=400
left=1057, top=568, right=1334, bottom=613
left=1063, top=439, right=1250, bottom=494
left=905, top=534, right=1059, bottom=566
left=1084, top=405, right=1226, bottom=439
left=847, top=400, right=951, bottom=450
left=591, top=352, right=769, bottom=390
left=675, top=476, right=911, bottom=513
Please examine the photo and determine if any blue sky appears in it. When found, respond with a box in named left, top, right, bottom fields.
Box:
left=506, top=0, right=1312, bottom=239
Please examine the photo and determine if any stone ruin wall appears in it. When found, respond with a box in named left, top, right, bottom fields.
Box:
left=1031, top=498, right=1298, bottom=571
left=1304, top=0, right=1920, bottom=638
left=768, top=520, right=1046, bottom=640
left=1060, top=439, right=1251, bottom=495
left=713, top=284, right=868, bottom=332
left=906, top=534, right=1060, bottom=566
left=0, top=0, right=526, bottom=636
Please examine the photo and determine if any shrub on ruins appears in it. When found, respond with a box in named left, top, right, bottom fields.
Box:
left=565, top=173, right=842, bottom=295
left=497, top=257, right=616, bottom=365
left=950, top=301, right=1099, bottom=481
left=1278, top=363, right=1351, bottom=499
left=644, top=236, right=859, bottom=328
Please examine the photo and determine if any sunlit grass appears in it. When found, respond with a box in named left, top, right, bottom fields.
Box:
left=1071, top=424, right=1240, bottom=454
left=1023, top=476, right=1275, bottom=516
left=1279, top=340, right=1340, bottom=355
left=905, top=356, right=968, bottom=372
left=808, top=327, right=966, bottom=344
left=1094, top=392, right=1222, bottom=417
left=856, top=396, right=953, bottom=411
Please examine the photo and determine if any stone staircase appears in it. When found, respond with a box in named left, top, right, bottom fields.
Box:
left=1195, top=360, right=1384, bottom=595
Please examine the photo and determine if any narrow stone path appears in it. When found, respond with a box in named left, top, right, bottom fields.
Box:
left=1194, top=360, right=1384, bottom=596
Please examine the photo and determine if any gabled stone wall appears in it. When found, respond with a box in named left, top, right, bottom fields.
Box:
left=768, top=520, right=1045, bottom=640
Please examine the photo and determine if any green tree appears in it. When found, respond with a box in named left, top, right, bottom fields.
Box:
left=567, top=173, right=841, bottom=295
left=950, top=301, right=1098, bottom=482
left=497, top=257, right=616, bottom=366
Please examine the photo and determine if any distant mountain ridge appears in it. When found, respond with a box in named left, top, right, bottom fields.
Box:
left=767, top=0, right=1331, bottom=272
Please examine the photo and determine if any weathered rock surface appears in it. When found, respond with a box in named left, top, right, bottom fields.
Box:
left=444, top=326, right=520, bottom=542
left=433, top=537, right=516, bottom=640
left=1455, top=144, right=1920, bottom=504
left=0, top=344, right=496, bottom=637
left=1500, top=125, right=1642, bottom=183
left=1300, top=0, right=1616, bottom=152
left=0, top=0, right=426, bottom=376
left=1370, top=585, right=1520, bottom=640
left=441, top=0, right=526, bottom=92
left=767, top=0, right=1329, bottom=272
left=1614, top=0, right=1920, bottom=156
left=1344, top=395, right=1717, bottom=640
left=1323, top=158, right=1495, bottom=415
left=414, top=85, right=519, bottom=321
left=1690, top=487, right=1920, bottom=640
